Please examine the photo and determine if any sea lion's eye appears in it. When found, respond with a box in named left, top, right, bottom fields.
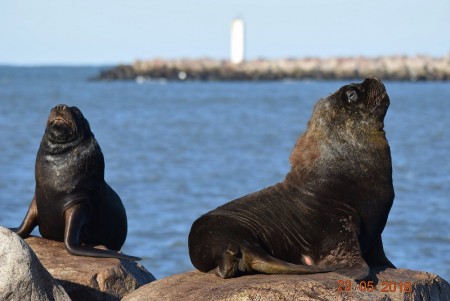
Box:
left=346, top=89, right=358, bottom=103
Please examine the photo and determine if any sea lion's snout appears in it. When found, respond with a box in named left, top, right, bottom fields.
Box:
left=361, top=77, right=390, bottom=117
left=46, top=104, right=80, bottom=143
left=51, top=104, right=70, bottom=115
left=54, top=104, right=69, bottom=111
left=49, top=104, right=72, bottom=123
left=361, top=78, right=387, bottom=100
left=362, top=76, right=384, bottom=86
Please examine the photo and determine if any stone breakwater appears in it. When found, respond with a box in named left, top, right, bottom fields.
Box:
left=94, top=55, right=450, bottom=81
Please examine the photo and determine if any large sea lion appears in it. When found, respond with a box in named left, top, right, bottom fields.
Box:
left=12, top=104, right=139, bottom=260
left=189, top=78, right=395, bottom=280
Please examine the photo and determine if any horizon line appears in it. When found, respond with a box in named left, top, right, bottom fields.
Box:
left=1, top=52, right=449, bottom=67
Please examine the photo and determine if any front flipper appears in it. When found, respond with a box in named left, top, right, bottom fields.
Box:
left=319, top=228, right=370, bottom=280
left=64, top=203, right=140, bottom=261
left=11, top=195, right=38, bottom=238
left=364, top=235, right=395, bottom=268
left=332, top=257, right=370, bottom=280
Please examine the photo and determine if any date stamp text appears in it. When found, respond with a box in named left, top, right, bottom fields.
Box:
left=337, top=280, right=412, bottom=293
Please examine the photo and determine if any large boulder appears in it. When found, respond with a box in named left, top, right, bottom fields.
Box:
left=122, top=268, right=450, bottom=301
left=25, top=236, right=156, bottom=301
left=0, top=227, right=70, bottom=301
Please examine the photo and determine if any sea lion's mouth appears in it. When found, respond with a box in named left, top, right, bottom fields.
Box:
left=48, top=116, right=76, bottom=131
left=49, top=117, right=68, bottom=124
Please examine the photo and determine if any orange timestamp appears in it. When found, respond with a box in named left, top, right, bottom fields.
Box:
left=337, top=280, right=413, bottom=293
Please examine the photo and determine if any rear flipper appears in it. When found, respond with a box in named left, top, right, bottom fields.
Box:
left=214, top=242, right=344, bottom=279
left=214, top=240, right=370, bottom=280
left=64, top=203, right=140, bottom=261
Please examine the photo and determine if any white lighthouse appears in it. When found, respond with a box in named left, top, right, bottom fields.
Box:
left=230, top=18, right=245, bottom=64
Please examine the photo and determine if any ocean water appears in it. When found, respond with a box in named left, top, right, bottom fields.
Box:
left=0, top=66, right=448, bottom=281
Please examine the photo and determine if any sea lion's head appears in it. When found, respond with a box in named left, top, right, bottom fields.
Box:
left=290, top=77, right=391, bottom=177
left=311, top=77, right=389, bottom=135
left=45, top=104, right=91, bottom=144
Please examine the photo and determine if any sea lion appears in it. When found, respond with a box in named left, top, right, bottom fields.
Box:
left=12, top=104, right=139, bottom=260
left=188, top=78, right=395, bottom=280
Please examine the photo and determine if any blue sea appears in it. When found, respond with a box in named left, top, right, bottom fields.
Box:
left=0, top=66, right=448, bottom=281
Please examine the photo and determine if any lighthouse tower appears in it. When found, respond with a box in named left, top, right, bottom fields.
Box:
left=230, top=18, right=245, bottom=64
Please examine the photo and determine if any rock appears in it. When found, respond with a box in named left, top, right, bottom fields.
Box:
left=0, top=227, right=70, bottom=301
left=25, top=236, right=156, bottom=301
left=122, top=268, right=450, bottom=301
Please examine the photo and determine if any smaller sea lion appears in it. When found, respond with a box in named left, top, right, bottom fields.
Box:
left=12, top=104, right=139, bottom=260
left=188, top=78, right=395, bottom=279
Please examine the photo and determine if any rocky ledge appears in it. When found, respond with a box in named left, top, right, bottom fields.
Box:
left=0, top=227, right=70, bottom=301
left=2, top=226, right=448, bottom=301
left=25, top=236, right=156, bottom=300
left=122, top=269, right=450, bottom=301
left=93, top=56, right=450, bottom=82
left=0, top=227, right=155, bottom=301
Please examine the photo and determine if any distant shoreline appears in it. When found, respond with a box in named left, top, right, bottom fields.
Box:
left=93, top=56, right=450, bottom=82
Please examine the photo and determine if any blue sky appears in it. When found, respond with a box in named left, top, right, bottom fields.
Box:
left=1, top=0, right=449, bottom=65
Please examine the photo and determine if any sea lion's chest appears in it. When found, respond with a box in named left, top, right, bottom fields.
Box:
left=34, top=143, right=103, bottom=238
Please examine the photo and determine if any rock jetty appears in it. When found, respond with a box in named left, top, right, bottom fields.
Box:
left=123, top=269, right=450, bottom=301
left=94, top=55, right=450, bottom=81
